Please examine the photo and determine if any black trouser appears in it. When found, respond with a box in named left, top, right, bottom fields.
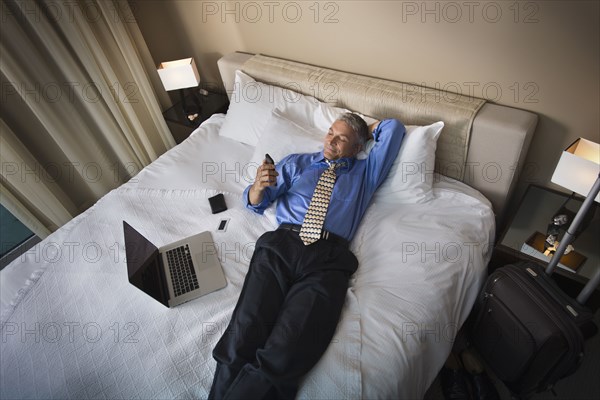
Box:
left=209, top=228, right=358, bottom=400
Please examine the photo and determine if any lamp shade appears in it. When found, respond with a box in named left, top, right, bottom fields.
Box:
left=157, top=58, right=200, bottom=91
left=551, top=138, right=600, bottom=202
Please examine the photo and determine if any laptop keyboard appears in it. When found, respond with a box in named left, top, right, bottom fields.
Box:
left=166, top=245, right=199, bottom=297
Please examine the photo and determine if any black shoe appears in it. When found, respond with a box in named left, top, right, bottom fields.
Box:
left=460, top=348, right=500, bottom=400
left=441, top=367, right=471, bottom=400
left=469, top=372, right=500, bottom=400
left=441, top=352, right=471, bottom=400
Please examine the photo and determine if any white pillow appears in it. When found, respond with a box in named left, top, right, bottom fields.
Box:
left=375, top=121, right=444, bottom=204
left=244, top=110, right=325, bottom=183
left=218, top=70, right=320, bottom=146
left=220, top=70, right=378, bottom=149
left=277, top=99, right=378, bottom=136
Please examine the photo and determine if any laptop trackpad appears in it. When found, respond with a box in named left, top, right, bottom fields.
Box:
left=197, top=267, right=227, bottom=292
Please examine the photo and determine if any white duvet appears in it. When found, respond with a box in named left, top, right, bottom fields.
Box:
left=0, top=114, right=494, bottom=399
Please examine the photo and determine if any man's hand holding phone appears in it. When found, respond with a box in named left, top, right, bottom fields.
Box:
left=260, top=153, right=277, bottom=187
left=248, top=154, right=278, bottom=205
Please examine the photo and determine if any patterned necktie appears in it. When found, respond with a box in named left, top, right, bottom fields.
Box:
left=299, top=161, right=340, bottom=245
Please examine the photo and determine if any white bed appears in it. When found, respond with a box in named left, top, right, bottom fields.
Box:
left=0, top=53, right=537, bottom=399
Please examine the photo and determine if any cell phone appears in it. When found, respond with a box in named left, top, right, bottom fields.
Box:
left=217, top=218, right=230, bottom=232
left=208, top=193, right=227, bottom=214
left=264, top=153, right=277, bottom=186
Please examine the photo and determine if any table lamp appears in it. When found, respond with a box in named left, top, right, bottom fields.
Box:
left=546, top=138, right=600, bottom=304
left=157, top=58, right=201, bottom=123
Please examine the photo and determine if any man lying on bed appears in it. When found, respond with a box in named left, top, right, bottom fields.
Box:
left=209, top=113, right=405, bottom=399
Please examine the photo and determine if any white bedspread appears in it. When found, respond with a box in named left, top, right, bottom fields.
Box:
left=0, top=114, right=494, bottom=399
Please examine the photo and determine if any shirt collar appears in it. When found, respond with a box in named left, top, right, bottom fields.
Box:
left=314, top=151, right=355, bottom=171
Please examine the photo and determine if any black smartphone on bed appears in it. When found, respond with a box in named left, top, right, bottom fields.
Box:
left=208, top=193, right=227, bottom=214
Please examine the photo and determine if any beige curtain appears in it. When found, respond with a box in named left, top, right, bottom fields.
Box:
left=0, top=0, right=175, bottom=237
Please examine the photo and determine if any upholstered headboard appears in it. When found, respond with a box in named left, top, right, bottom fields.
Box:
left=217, top=52, right=538, bottom=223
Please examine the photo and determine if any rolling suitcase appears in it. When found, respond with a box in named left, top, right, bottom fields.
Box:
left=469, top=261, right=597, bottom=397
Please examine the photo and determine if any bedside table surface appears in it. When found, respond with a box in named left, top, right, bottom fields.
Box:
left=163, top=91, right=229, bottom=128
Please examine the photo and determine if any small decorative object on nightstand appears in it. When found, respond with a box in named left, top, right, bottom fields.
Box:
left=521, top=231, right=586, bottom=271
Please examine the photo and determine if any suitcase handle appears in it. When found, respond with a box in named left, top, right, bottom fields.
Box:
left=577, top=266, right=600, bottom=305
left=544, top=173, right=600, bottom=305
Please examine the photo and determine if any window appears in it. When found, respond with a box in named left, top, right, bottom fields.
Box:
left=0, top=204, right=40, bottom=270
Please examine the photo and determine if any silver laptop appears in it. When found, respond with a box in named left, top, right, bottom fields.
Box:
left=123, top=221, right=227, bottom=307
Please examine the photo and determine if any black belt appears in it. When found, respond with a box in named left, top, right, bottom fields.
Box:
left=278, top=223, right=349, bottom=248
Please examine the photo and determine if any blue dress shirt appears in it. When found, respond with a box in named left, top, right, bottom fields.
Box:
left=243, top=119, right=406, bottom=241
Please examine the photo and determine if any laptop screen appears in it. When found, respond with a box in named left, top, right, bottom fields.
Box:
left=123, top=221, right=169, bottom=307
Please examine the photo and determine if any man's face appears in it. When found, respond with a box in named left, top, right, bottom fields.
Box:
left=323, top=120, right=361, bottom=160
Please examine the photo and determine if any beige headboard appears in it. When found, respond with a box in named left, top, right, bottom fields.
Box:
left=217, top=52, right=538, bottom=224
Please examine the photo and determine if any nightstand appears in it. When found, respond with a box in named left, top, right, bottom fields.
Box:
left=491, top=184, right=600, bottom=310
left=163, top=90, right=229, bottom=144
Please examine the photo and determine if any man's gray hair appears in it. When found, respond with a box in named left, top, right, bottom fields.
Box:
left=335, top=113, right=369, bottom=145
